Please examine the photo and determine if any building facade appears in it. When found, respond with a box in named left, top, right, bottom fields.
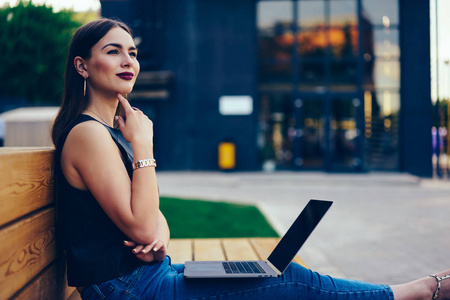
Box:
left=101, top=0, right=432, bottom=177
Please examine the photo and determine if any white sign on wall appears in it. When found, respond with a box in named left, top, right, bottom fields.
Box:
left=219, top=96, right=253, bottom=116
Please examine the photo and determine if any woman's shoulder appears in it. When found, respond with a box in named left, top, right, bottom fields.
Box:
left=56, top=115, right=106, bottom=148
left=67, top=118, right=113, bottom=147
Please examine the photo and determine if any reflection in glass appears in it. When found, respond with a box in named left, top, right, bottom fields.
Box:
left=329, top=25, right=358, bottom=58
left=298, top=23, right=358, bottom=60
left=330, top=0, right=357, bottom=27
left=364, top=90, right=399, bottom=170
left=330, top=98, right=358, bottom=169
left=259, top=63, right=292, bottom=83
left=256, top=0, right=401, bottom=171
left=300, top=98, right=325, bottom=168
left=299, top=61, right=325, bottom=92
left=297, top=28, right=327, bottom=58
left=361, top=23, right=375, bottom=62
left=373, top=29, right=399, bottom=58
left=298, top=0, right=325, bottom=28
left=368, top=60, right=400, bottom=89
left=257, top=1, right=294, bottom=62
left=257, top=1, right=293, bottom=29
left=258, top=94, right=295, bottom=170
left=361, top=0, right=399, bottom=26
left=330, top=60, right=358, bottom=91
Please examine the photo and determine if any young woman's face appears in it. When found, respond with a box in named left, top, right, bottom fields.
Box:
left=85, top=27, right=140, bottom=97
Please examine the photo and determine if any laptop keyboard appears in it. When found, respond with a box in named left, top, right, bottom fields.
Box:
left=222, top=261, right=266, bottom=274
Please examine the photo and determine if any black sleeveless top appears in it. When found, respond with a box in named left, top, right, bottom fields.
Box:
left=54, top=114, right=143, bottom=287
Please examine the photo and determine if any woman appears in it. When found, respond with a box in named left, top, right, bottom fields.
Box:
left=52, top=18, right=450, bottom=300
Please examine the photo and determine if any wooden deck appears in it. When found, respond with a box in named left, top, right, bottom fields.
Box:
left=167, top=238, right=308, bottom=268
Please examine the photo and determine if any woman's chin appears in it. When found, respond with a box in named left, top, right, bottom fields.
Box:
left=115, top=88, right=134, bottom=95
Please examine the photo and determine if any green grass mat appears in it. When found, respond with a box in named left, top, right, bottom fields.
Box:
left=160, top=197, right=279, bottom=239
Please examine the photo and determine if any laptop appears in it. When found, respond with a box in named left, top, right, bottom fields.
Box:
left=184, top=199, right=333, bottom=278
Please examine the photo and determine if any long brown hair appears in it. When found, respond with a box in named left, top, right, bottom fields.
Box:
left=51, top=18, right=131, bottom=148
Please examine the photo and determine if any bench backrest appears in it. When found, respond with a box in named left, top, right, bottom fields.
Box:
left=0, top=148, right=74, bottom=299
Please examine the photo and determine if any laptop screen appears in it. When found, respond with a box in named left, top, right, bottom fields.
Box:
left=267, top=199, right=332, bottom=273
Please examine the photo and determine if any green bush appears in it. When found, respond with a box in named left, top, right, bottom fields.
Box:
left=0, top=1, right=81, bottom=104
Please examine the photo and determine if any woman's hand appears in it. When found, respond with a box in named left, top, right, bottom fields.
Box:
left=115, top=93, right=153, bottom=146
left=124, top=240, right=167, bottom=263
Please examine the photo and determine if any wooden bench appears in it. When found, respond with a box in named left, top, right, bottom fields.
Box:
left=0, top=147, right=76, bottom=299
left=0, top=148, right=307, bottom=300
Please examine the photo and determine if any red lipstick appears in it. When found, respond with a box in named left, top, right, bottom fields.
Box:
left=116, top=72, right=134, bottom=80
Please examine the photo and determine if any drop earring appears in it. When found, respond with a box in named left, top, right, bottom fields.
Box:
left=83, top=78, right=87, bottom=96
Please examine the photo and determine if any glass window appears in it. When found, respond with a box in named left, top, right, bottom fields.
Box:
left=256, top=0, right=401, bottom=172
left=372, top=60, right=400, bottom=89
left=330, top=0, right=357, bottom=27
left=258, top=93, right=295, bottom=169
left=329, top=25, right=359, bottom=58
left=376, top=90, right=400, bottom=118
left=331, top=97, right=358, bottom=169
left=297, top=28, right=327, bottom=58
left=258, top=32, right=294, bottom=62
left=257, top=1, right=293, bottom=29
left=259, top=63, right=293, bottom=91
left=363, top=90, right=399, bottom=170
left=361, top=0, right=399, bottom=26
left=298, top=0, right=325, bottom=29
left=259, top=63, right=292, bottom=82
left=299, top=61, right=326, bottom=92
left=373, top=28, right=400, bottom=58
left=330, top=59, right=358, bottom=91
left=300, top=98, right=325, bottom=168
left=257, top=1, right=294, bottom=62
left=361, top=27, right=375, bottom=61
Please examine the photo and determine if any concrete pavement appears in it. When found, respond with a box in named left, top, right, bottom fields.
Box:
left=156, top=171, right=450, bottom=285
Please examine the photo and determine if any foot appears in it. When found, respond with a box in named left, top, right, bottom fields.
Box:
left=391, top=270, right=450, bottom=300
left=428, top=270, right=450, bottom=300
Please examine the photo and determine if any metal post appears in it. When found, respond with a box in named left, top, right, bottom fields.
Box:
left=435, top=0, right=442, bottom=177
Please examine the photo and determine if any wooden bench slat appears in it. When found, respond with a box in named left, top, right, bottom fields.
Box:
left=250, top=238, right=308, bottom=268
left=13, top=261, right=67, bottom=300
left=168, top=238, right=308, bottom=269
left=0, top=208, right=56, bottom=299
left=0, top=147, right=54, bottom=154
left=0, top=149, right=54, bottom=227
left=168, top=239, right=193, bottom=264
left=193, top=239, right=225, bottom=261
left=250, top=238, right=279, bottom=260
left=222, top=238, right=259, bottom=261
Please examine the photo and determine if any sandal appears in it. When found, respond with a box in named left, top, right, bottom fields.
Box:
left=429, top=274, right=450, bottom=300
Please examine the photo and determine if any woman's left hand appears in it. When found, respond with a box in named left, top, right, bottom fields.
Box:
left=124, top=240, right=167, bottom=262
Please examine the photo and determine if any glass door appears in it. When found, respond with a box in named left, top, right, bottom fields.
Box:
left=257, top=0, right=399, bottom=172
left=258, top=93, right=296, bottom=171
left=293, top=96, right=326, bottom=169
left=293, top=93, right=362, bottom=171
left=329, top=95, right=362, bottom=171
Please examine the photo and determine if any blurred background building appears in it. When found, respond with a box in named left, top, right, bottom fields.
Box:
left=1, top=0, right=448, bottom=178
left=101, top=0, right=435, bottom=176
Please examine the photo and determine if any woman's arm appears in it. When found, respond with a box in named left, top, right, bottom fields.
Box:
left=156, top=210, right=170, bottom=246
left=61, top=95, right=160, bottom=245
left=124, top=210, right=170, bottom=262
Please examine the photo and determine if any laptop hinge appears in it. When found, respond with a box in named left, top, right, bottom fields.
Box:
left=266, top=260, right=282, bottom=276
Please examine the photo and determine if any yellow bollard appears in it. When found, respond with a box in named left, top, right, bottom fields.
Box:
left=218, top=142, right=235, bottom=170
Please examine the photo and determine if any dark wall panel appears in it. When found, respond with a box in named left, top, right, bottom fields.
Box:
left=400, top=0, right=432, bottom=177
